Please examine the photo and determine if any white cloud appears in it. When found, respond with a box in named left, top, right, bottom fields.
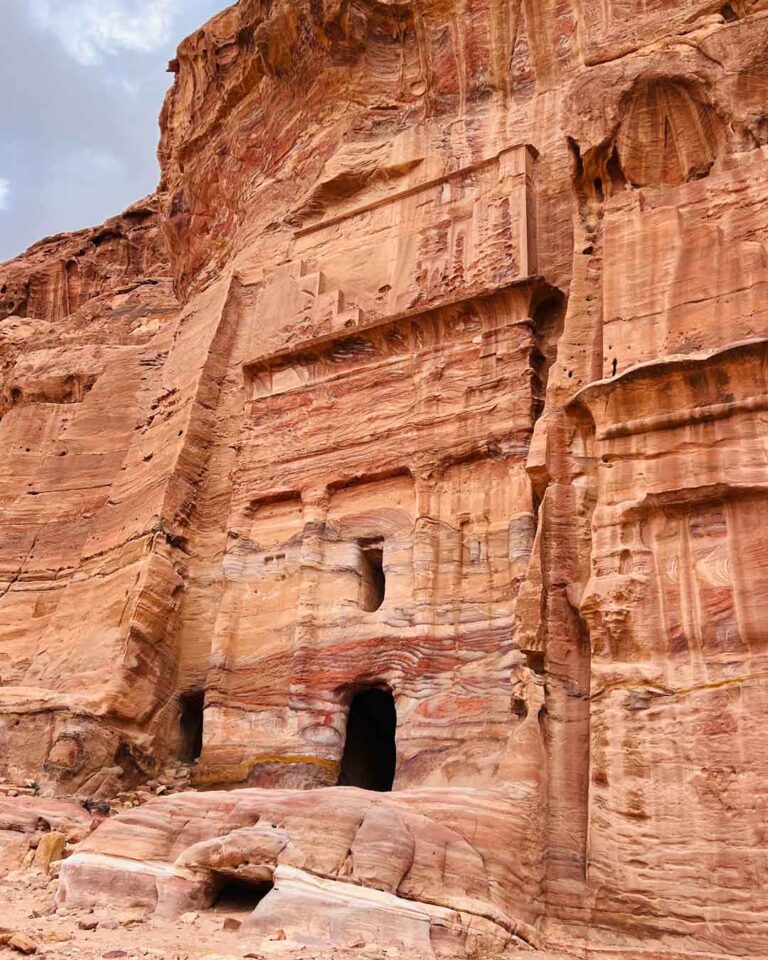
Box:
left=28, top=0, right=179, bottom=65
left=0, top=179, right=10, bottom=211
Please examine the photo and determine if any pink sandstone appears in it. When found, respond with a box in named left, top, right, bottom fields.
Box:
left=1, top=1, right=768, bottom=958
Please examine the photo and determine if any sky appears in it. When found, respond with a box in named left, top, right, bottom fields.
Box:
left=0, top=0, right=228, bottom=262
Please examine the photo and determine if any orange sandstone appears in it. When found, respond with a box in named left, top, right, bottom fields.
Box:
left=1, top=2, right=768, bottom=958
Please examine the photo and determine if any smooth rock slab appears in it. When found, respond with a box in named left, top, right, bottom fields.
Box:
left=58, top=785, right=541, bottom=958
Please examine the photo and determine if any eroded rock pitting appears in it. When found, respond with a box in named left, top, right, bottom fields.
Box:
left=2, top=1, right=768, bottom=958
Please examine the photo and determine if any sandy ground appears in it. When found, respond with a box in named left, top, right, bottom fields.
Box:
left=0, top=869, right=286, bottom=960
left=0, top=868, right=578, bottom=960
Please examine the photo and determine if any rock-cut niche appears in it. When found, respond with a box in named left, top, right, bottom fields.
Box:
left=616, top=79, right=723, bottom=187
left=337, top=688, right=397, bottom=791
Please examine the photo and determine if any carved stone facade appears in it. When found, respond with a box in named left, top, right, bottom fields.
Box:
left=2, top=1, right=768, bottom=958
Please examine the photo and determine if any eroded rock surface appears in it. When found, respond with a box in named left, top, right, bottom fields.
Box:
left=58, top=786, right=540, bottom=956
left=2, top=1, right=768, bottom=958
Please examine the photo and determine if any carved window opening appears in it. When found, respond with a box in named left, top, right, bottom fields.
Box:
left=337, top=687, right=397, bottom=792
left=179, top=691, right=205, bottom=762
left=213, top=875, right=273, bottom=912
left=359, top=539, right=386, bottom=612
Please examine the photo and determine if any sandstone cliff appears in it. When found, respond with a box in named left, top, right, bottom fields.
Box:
left=2, top=1, right=768, bottom=958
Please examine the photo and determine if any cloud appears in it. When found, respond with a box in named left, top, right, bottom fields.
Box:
left=0, top=179, right=10, bottom=211
left=1, top=0, right=224, bottom=261
left=28, top=0, right=178, bottom=65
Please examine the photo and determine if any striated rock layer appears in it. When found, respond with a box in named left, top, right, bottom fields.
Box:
left=2, top=0, right=768, bottom=957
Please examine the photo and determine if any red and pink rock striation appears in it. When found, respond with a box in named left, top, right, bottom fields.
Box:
left=1, top=1, right=768, bottom=958
left=58, top=786, right=541, bottom=955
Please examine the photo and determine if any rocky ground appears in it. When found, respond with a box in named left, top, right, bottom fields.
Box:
left=0, top=868, right=575, bottom=960
left=0, top=811, right=576, bottom=960
left=0, top=782, right=567, bottom=960
left=0, top=779, right=565, bottom=960
left=1, top=868, right=251, bottom=959
left=2, top=868, right=451, bottom=960
left=0, top=781, right=259, bottom=960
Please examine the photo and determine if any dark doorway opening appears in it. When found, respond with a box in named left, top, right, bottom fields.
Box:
left=360, top=539, right=386, bottom=612
left=337, top=687, right=396, bottom=791
left=213, top=875, right=273, bottom=914
left=179, top=691, right=205, bottom=762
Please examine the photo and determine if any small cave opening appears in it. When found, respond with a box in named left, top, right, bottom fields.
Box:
left=525, top=650, right=546, bottom=676
left=212, top=875, right=274, bottom=914
left=359, top=539, right=386, bottom=612
left=337, top=687, right=397, bottom=792
left=179, top=690, right=205, bottom=763
left=720, top=3, right=739, bottom=21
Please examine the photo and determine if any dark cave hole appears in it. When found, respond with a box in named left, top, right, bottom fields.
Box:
left=721, top=3, right=739, bottom=21
left=337, top=687, right=397, bottom=792
left=525, top=650, right=546, bottom=675
left=179, top=690, right=205, bottom=762
left=213, top=875, right=274, bottom=913
left=360, top=539, right=386, bottom=612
